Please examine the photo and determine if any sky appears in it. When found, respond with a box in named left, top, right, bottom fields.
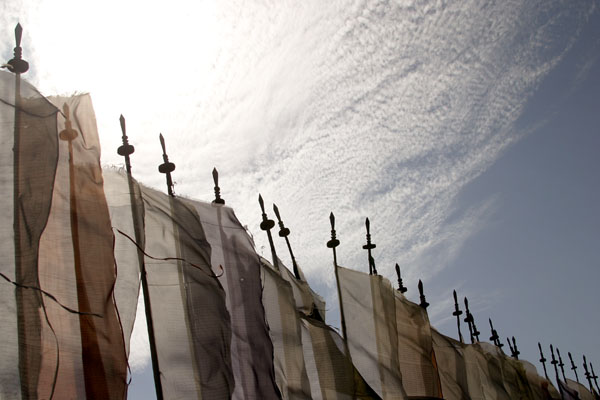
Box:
left=2, top=0, right=600, bottom=398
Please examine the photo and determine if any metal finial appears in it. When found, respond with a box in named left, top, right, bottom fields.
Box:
left=590, top=363, right=600, bottom=393
left=212, top=168, right=225, bottom=204
left=327, top=212, right=340, bottom=268
left=7, top=23, right=29, bottom=74
left=512, top=336, right=520, bottom=360
left=550, top=345, right=559, bottom=381
left=157, top=134, right=176, bottom=197
left=362, top=217, right=377, bottom=275
left=584, top=355, right=594, bottom=392
left=258, top=195, right=274, bottom=230
left=117, top=115, right=135, bottom=173
left=539, top=342, right=549, bottom=380
left=488, top=319, right=503, bottom=348
left=452, top=290, right=464, bottom=343
left=507, top=338, right=515, bottom=357
left=258, top=194, right=279, bottom=271
left=418, top=280, right=429, bottom=309
left=464, top=297, right=480, bottom=342
left=569, top=352, right=580, bottom=383
left=556, top=348, right=566, bottom=382
left=273, top=203, right=300, bottom=280
left=327, top=212, right=340, bottom=249
left=59, top=104, right=78, bottom=142
left=395, top=263, right=407, bottom=293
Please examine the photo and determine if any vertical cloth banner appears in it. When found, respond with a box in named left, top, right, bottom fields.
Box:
left=431, top=328, right=472, bottom=399
left=39, top=94, right=130, bottom=399
left=337, top=266, right=407, bottom=399
left=261, top=261, right=312, bottom=400
left=0, top=75, right=132, bottom=400
left=139, top=186, right=234, bottom=399
left=0, top=70, right=59, bottom=399
left=300, top=315, right=380, bottom=399
left=394, top=292, right=443, bottom=398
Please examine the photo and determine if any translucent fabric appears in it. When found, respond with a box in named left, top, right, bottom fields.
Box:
left=431, top=329, right=471, bottom=400
left=394, top=292, right=443, bottom=398
left=560, top=379, right=585, bottom=400
left=0, top=71, right=132, bottom=400
left=520, top=360, right=561, bottom=399
left=262, top=262, right=312, bottom=400
left=565, top=378, right=596, bottom=400
left=139, top=186, right=234, bottom=399
left=262, top=256, right=326, bottom=320
left=300, top=315, right=380, bottom=399
left=337, top=266, right=406, bottom=399
left=0, top=70, right=60, bottom=399
left=102, top=169, right=144, bottom=357
left=142, top=192, right=281, bottom=399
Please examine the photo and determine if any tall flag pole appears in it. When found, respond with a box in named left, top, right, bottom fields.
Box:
left=212, top=167, right=225, bottom=205
left=569, top=352, right=580, bottom=383
left=258, top=195, right=279, bottom=272
left=327, top=213, right=352, bottom=361
left=539, top=342, right=549, bottom=380
left=362, top=218, right=377, bottom=275
left=556, top=348, right=567, bottom=383
left=584, top=355, right=594, bottom=392
left=7, top=23, right=36, bottom=398
left=117, top=116, right=164, bottom=400
left=488, top=319, right=503, bottom=349
left=158, top=134, right=176, bottom=197
left=272, top=204, right=300, bottom=280
left=395, top=263, right=407, bottom=293
left=550, top=345, right=560, bottom=382
left=452, top=290, right=464, bottom=343
left=418, top=280, right=429, bottom=309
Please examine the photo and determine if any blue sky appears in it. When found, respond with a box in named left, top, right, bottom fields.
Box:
left=2, top=0, right=599, bottom=398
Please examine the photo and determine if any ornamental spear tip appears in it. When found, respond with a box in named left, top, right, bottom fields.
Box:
left=272, top=203, right=299, bottom=279
left=395, top=263, right=407, bottom=293
left=362, top=217, right=376, bottom=275
left=590, top=363, right=600, bottom=393
left=157, top=134, right=175, bottom=196
left=117, top=115, right=135, bottom=173
left=556, top=348, right=566, bottom=382
left=489, top=319, right=503, bottom=348
left=507, top=338, right=516, bottom=358
left=569, top=352, right=580, bottom=383
left=7, top=23, right=29, bottom=74
left=539, top=342, right=549, bottom=380
left=258, top=194, right=278, bottom=270
left=512, top=336, right=520, bottom=360
left=452, top=290, right=464, bottom=343
left=463, top=297, right=475, bottom=343
left=550, top=345, right=560, bottom=381
left=418, top=280, right=429, bottom=309
left=212, top=168, right=225, bottom=204
left=584, top=355, right=594, bottom=392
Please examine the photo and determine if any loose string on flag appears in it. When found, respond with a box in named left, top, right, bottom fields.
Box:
left=113, top=227, right=224, bottom=278
left=0, top=271, right=103, bottom=317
